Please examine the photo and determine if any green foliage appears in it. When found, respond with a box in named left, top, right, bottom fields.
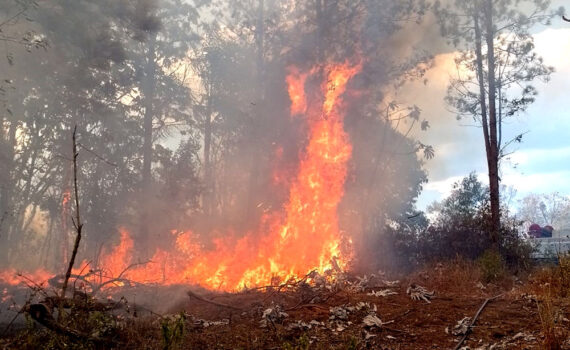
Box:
left=382, top=174, right=534, bottom=272
left=477, top=249, right=506, bottom=283
left=428, top=172, right=487, bottom=224
left=161, top=312, right=186, bottom=350
left=281, top=333, right=311, bottom=350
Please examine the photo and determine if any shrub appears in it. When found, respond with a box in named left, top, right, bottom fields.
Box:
left=477, top=249, right=506, bottom=283
left=377, top=174, right=534, bottom=273
left=161, top=312, right=186, bottom=350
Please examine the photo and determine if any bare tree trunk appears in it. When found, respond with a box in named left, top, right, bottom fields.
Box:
left=61, top=126, right=83, bottom=299
left=0, top=120, right=18, bottom=262
left=203, top=78, right=213, bottom=217
left=140, top=33, right=157, bottom=253
left=244, top=0, right=265, bottom=224
left=474, top=15, right=491, bottom=163
left=142, top=33, right=156, bottom=193
left=485, top=0, right=501, bottom=245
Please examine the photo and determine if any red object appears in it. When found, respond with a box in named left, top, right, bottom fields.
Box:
left=529, top=223, right=542, bottom=238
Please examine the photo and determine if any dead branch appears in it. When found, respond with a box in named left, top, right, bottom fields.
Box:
left=61, top=126, right=83, bottom=299
left=26, top=303, right=115, bottom=346
left=41, top=294, right=125, bottom=313
left=187, top=290, right=244, bottom=311
left=89, top=261, right=151, bottom=294
left=453, top=293, right=504, bottom=350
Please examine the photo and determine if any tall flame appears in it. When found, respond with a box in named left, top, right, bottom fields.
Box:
left=0, top=62, right=361, bottom=292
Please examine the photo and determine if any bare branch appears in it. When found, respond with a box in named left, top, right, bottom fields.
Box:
left=61, top=126, right=83, bottom=299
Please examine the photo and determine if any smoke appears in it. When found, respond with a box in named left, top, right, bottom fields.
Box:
left=0, top=0, right=504, bottom=280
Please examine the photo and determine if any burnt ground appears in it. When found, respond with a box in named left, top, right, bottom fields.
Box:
left=1, top=262, right=569, bottom=349
left=169, top=273, right=569, bottom=349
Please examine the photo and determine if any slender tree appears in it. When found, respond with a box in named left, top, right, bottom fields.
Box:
left=435, top=0, right=562, bottom=244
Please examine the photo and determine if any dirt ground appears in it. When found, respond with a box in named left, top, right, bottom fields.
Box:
left=170, top=270, right=569, bottom=349
left=1, top=262, right=569, bottom=349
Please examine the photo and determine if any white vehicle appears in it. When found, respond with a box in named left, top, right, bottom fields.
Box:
left=531, top=229, right=570, bottom=261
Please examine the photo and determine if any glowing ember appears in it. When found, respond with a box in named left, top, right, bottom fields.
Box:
left=0, top=61, right=361, bottom=292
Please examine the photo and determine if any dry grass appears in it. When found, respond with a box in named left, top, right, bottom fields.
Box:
left=405, top=256, right=515, bottom=297
left=536, top=292, right=565, bottom=350
left=526, top=255, right=570, bottom=349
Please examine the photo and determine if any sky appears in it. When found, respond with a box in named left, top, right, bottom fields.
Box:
left=400, top=23, right=570, bottom=211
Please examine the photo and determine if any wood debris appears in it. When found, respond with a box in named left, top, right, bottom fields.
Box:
left=406, top=284, right=434, bottom=303
left=367, top=289, right=397, bottom=297
left=362, top=314, right=394, bottom=328
left=260, top=304, right=288, bottom=328
left=451, top=316, right=471, bottom=336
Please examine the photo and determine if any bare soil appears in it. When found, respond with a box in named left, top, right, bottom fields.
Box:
left=1, top=263, right=569, bottom=349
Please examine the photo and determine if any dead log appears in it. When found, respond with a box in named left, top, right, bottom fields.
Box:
left=26, top=303, right=116, bottom=346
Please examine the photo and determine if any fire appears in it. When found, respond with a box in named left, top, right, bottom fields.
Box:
left=61, top=187, right=72, bottom=264
left=286, top=66, right=310, bottom=115
left=0, top=61, right=361, bottom=292
left=0, top=268, right=53, bottom=286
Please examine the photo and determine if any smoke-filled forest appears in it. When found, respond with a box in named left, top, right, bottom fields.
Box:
left=1, top=0, right=569, bottom=349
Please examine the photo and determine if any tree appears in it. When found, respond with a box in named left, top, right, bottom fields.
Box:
left=126, top=0, right=205, bottom=253
left=517, top=192, right=570, bottom=229
left=435, top=0, right=562, bottom=244
left=1, top=0, right=436, bottom=273
left=427, top=172, right=488, bottom=224
left=0, top=0, right=206, bottom=266
left=422, top=174, right=532, bottom=268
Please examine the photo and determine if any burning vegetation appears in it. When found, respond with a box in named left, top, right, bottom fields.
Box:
left=1, top=0, right=570, bottom=349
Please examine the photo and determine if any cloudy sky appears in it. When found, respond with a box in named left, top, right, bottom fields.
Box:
left=398, top=15, right=570, bottom=211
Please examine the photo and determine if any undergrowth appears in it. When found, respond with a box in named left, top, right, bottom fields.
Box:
left=529, top=254, right=570, bottom=349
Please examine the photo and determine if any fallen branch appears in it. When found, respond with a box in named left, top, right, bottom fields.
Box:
left=26, top=303, right=115, bottom=346
left=453, top=293, right=504, bottom=350
left=187, top=290, right=244, bottom=311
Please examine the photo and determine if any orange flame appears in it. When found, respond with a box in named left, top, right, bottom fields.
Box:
left=286, top=66, right=310, bottom=115
left=0, top=61, right=361, bottom=292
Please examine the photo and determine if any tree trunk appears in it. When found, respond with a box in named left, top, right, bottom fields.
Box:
left=0, top=120, right=18, bottom=263
left=244, top=0, right=265, bottom=225
left=484, top=0, right=501, bottom=245
left=140, top=33, right=157, bottom=253
left=142, top=33, right=157, bottom=193
left=203, top=77, right=213, bottom=217
left=473, top=15, right=491, bottom=167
